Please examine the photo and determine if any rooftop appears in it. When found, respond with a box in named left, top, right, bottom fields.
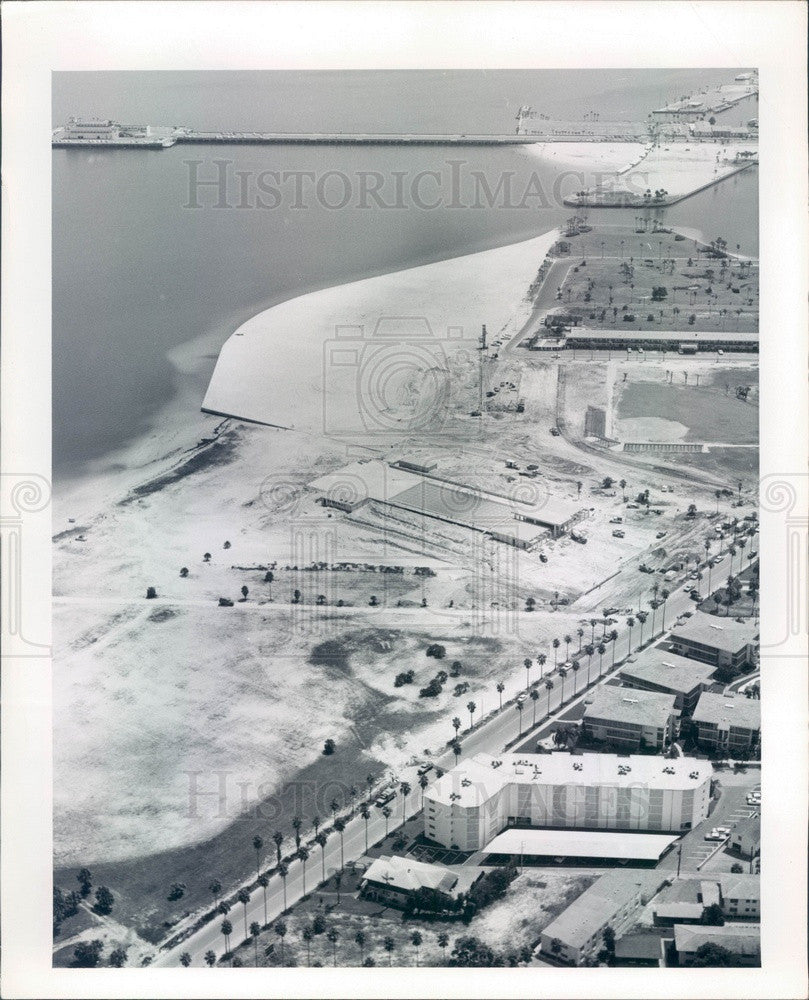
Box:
left=654, top=901, right=705, bottom=920
left=361, top=854, right=457, bottom=895
left=484, top=828, right=678, bottom=862
left=692, top=692, right=761, bottom=731
left=584, top=685, right=677, bottom=728
left=613, top=933, right=663, bottom=962
left=669, top=612, right=759, bottom=654
left=719, top=871, right=760, bottom=901
left=619, top=647, right=717, bottom=695
left=543, top=870, right=667, bottom=949
left=730, top=815, right=760, bottom=844
left=674, top=923, right=760, bottom=957
left=425, top=751, right=712, bottom=809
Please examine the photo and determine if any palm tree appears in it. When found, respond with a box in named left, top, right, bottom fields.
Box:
left=381, top=805, right=392, bottom=837
left=544, top=678, right=554, bottom=717
left=619, top=478, right=627, bottom=501
left=636, top=610, right=649, bottom=647
left=359, top=804, right=371, bottom=852
left=419, top=773, right=429, bottom=806
left=220, top=918, right=233, bottom=958
left=400, top=781, right=411, bottom=821
left=298, top=845, right=310, bottom=897
left=576, top=627, right=584, bottom=652
left=452, top=716, right=461, bottom=739
left=704, top=537, right=713, bottom=594
left=552, top=637, right=561, bottom=667
left=355, top=930, right=367, bottom=964
left=590, top=618, right=598, bottom=644
left=558, top=667, right=566, bottom=703
left=314, top=830, right=328, bottom=882
left=411, top=930, right=423, bottom=966
left=564, top=635, right=572, bottom=661
left=330, top=798, right=340, bottom=824
left=597, top=643, right=606, bottom=677
left=467, top=701, right=476, bottom=728
left=366, top=773, right=375, bottom=799
left=450, top=738, right=462, bottom=765
left=626, top=616, right=635, bottom=654
left=272, top=831, right=284, bottom=865
left=523, top=658, right=532, bottom=688
left=609, top=630, right=619, bottom=666
left=334, top=871, right=342, bottom=903
left=257, top=873, right=269, bottom=926
left=660, top=589, right=670, bottom=632
left=650, top=582, right=660, bottom=635
left=292, top=816, right=302, bottom=848
left=180, top=952, right=192, bottom=967
left=334, top=818, right=346, bottom=870
left=437, top=931, right=450, bottom=963
left=537, top=652, right=547, bottom=678
left=383, top=935, right=395, bottom=966
left=274, top=920, right=287, bottom=963
left=348, top=786, right=358, bottom=815
left=302, top=926, right=313, bottom=966
left=209, top=879, right=222, bottom=906
left=571, top=659, right=581, bottom=694
left=515, top=700, right=524, bottom=737
left=496, top=681, right=505, bottom=709
left=277, top=862, right=289, bottom=913
left=237, top=888, right=250, bottom=941
left=312, top=815, right=321, bottom=837
left=250, top=921, right=261, bottom=967
left=530, top=688, right=540, bottom=726
left=204, top=950, right=217, bottom=967
left=584, top=643, right=595, bottom=685
left=253, top=835, right=264, bottom=877
left=327, top=927, right=340, bottom=966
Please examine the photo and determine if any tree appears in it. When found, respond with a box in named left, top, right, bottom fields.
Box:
left=323, top=738, right=336, bottom=755
left=597, top=643, right=606, bottom=677
left=355, top=929, right=367, bottom=963
left=496, top=681, right=505, bottom=709
left=146, top=586, right=157, bottom=599
left=109, top=947, right=128, bottom=968
left=636, top=610, right=649, bottom=647
left=619, top=479, right=627, bottom=501
left=626, top=616, right=635, bottom=654
left=448, top=935, right=504, bottom=967
left=381, top=805, right=392, bottom=837
left=515, top=700, right=524, bottom=737
left=702, top=903, right=725, bottom=926
left=204, top=950, right=217, bottom=967
left=237, top=887, right=251, bottom=940
left=452, top=715, right=462, bottom=738
left=220, top=918, right=233, bottom=957
left=334, top=817, right=346, bottom=870
left=277, top=861, right=289, bottom=912
left=302, top=926, right=313, bottom=966
left=241, top=585, right=249, bottom=600
left=327, top=927, right=340, bottom=966
left=383, top=935, right=395, bottom=966
left=72, top=939, right=104, bottom=968
left=552, top=637, right=560, bottom=667
left=450, top=738, right=462, bottom=765
left=180, top=952, right=192, bottom=967
left=77, top=867, right=92, bottom=897
left=602, top=925, right=616, bottom=956
left=248, top=921, right=261, bottom=966
left=314, top=830, right=329, bottom=882
left=544, top=678, right=554, bottom=717
left=180, top=566, right=189, bottom=577
left=298, top=845, right=311, bottom=897
left=272, top=830, right=284, bottom=864
left=660, top=589, right=670, bottom=631
left=438, top=931, right=450, bottom=962
left=523, top=658, right=532, bottom=688
left=257, top=873, right=270, bottom=926
left=94, top=885, right=114, bottom=915
left=411, top=930, right=423, bottom=966
left=274, top=920, right=288, bottom=963
left=529, top=688, right=540, bottom=726
left=467, top=700, right=477, bottom=728
left=571, top=659, right=581, bottom=694
left=209, top=878, right=222, bottom=906
left=168, top=881, right=186, bottom=901
left=730, top=862, right=744, bottom=874
left=252, top=834, right=264, bottom=877
left=400, top=781, right=411, bottom=820
left=203, top=552, right=211, bottom=562
left=419, top=772, right=429, bottom=805
left=690, top=942, right=737, bottom=967
left=292, top=815, right=303, bottom=848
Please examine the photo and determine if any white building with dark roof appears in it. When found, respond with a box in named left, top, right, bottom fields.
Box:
left=423, top=751, right=712, bottom=850
left=673, top=923, right=760, bottom=966
left=582, top=686, right=678, bottom=750
left=618, top=648, right=717, bottom=713
left=691, top=692, right=761, bottom=753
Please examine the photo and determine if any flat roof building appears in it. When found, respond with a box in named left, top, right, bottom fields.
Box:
left=619, top=648, right=717, bottom=714
left=583, top=686, right=678, bottom=751
left=668, top=612, right=758, bottom=669
left=424, top=751, right=712, bottom=850
left=483, top=828, right=678, bottom=863
left=359, top=855, right=458, bottom=909
left=691, top=692, right=761, bottom=754
left=539, top=870, right=667, bottom=966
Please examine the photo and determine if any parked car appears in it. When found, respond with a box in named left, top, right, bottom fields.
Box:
left=704, top=829, right=725, bottom=841
left=374, top=791, right=396, bottom=808
left=612, top=530, right=625, bottom=538
left=609, top=517, right=623, bottom=524
left=656, top=531, right=667, bottom=539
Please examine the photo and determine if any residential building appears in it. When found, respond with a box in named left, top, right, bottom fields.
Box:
left=718, top=872, right=760, bottom=919
left=612, top=933, right=664, bottom=967
left=359, top=855, right=457, bottom=909
left=691, top=692, right=761, bottom=754
left=582, top=686, right=678, bottom=750
left=618, top=648, right=717, bottom=714
left=539, top=870, right=667, bottom=966
left=729, top=815, right=761, bottom=861
left=673, top=923, right=760, bottom=966
left=653, top=873, right=760, bottom=924
left=423, top=752, right=712, bottom=850
left=668, top=612, right=758, bottom=669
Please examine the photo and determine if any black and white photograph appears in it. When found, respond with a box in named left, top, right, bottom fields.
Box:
left=2, top=3, right=807, bottom=998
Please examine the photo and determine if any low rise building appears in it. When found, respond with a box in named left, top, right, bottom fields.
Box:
left=359, top=855, right=458, bottom=909
left=612, top=933, right=664, bottom=967
left=691, top=692, right=761, bottom=754
left=668, top=612, right=758, bottom=670
left=729, top=816, right=761, bottom=862
left=618, top=648, right=717, bottom=714
left=582, top=686, right=678, bottom=750
left=423, top=752, right=712, bottom=850
left=673, top=923, right=760, bottom=966
left=653, top=873, right=760, bottom=925
left=539, top=870, right=667, bottom=966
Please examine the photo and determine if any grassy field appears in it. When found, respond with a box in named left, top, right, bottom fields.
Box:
left=616, top=379, right=758, bottom=443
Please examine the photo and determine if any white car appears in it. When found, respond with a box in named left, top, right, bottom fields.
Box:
left=704, top=829, right=725, bottom=841
left=715, top=826, right=731, bottom=836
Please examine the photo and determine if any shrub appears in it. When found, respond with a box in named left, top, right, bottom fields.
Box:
left=419, top=679, right=443, bottom=698
left=323, top=739, right=336, bottom=756
left=168, top=882, right=186, bottom=901
left=146, top=586, right=157, bottom=599
left=393, top=670, right=415, bottom=688
left=426, top=643, right=447, bottom=659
